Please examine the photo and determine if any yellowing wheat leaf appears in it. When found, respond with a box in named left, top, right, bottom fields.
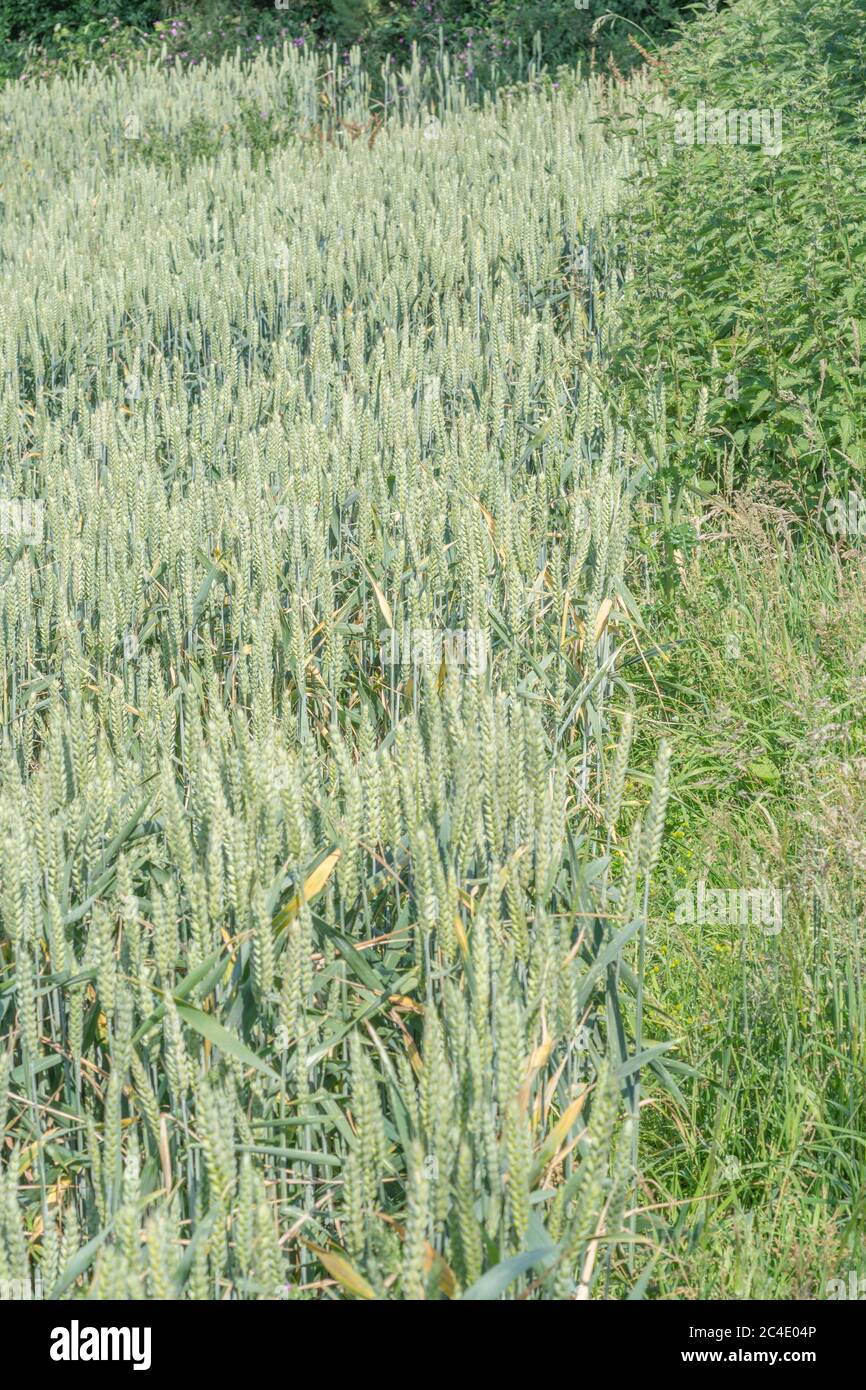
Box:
left=273, top=848, right=341, bottom=934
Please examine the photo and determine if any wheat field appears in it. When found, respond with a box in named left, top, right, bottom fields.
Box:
left=0, top=43, right=681, bottom=1300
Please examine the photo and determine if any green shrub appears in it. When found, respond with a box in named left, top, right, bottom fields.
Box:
left=5, top=1, right=702, bottom=87
left=0, top=0, right=158, bottom=44
left=613, top=0, right=866, bottom=533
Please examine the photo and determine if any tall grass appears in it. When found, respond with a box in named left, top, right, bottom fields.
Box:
left=628, top=506, right=866, bottom=1297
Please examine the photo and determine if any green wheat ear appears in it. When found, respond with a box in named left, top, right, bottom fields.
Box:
left=605, top=708, right=634, bottom=831
left=641, top=739, right=672, bottom=877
